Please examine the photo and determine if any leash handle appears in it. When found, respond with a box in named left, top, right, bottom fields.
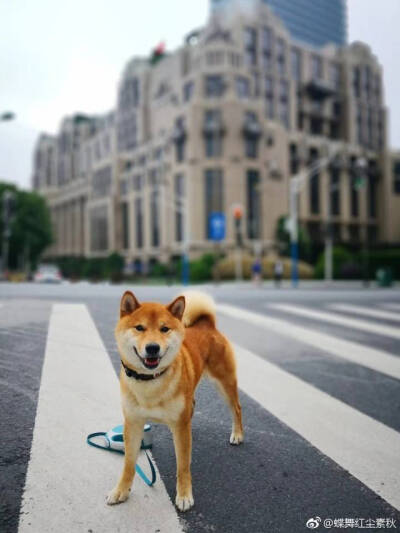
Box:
left=87, top=432, right=157, bottom=486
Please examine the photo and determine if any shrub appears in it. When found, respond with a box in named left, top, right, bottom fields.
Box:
left=82, top=258, right=105, bottom=281
left=105, top=252, right=125, bottom=283
left=215, top=254, right=313, bottom=280
left=314, top=247, right=353, bottom=279
left=189, top=253, right=217, bottom=282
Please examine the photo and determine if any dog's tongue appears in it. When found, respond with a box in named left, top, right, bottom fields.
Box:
left=145, top=358, right=159, bottom=367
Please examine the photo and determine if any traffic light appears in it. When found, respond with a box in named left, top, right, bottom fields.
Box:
left=233, top=205, right=243, bottom=247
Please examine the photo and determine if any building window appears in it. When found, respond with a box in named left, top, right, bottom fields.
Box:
left=276, top=38, right=286, bottom=76
left=121, top=202, right=129, bottom=250
left=356, top=107, right=363, bottom=146
left=330, top=165, right=340, bottom=216
left=205, top=169, right=223, bottom=238
left=247, top=170, right=261, bottom=239
left=90, top=205, right=108, bottom=252
left=350, top=160, right=359, bottom=217
left=364, top=65, right=371, bottom=99
left=393, top=160, right=400, bottom=194
left=135, top=197, right=143, bottom=249
left=244, top=27, right=257, bottom=66
left=150, top=190, right=160, bottom=247
left=175, top=174, right=184, bottom=242
left=353, top=67, right=361, bottom=98
left=309, top=149, right=320, bottom=214
left=291, top=48, right=301, bottom=82
left=330, top=62, right=341, bottom=90
left=173, top=117, right=186, bottom=162
left=262, top=27, right=273, bottom=70
left=236, top=76, right=250, bottom=99
left=252, top=71, right=260, bottom=98
left=92, top=166, right=112, bottom=198
left=265, top=76, right=274, bottom=119
left=311, top=55, right=323, bottom=81
left=289, top=144, right=299, bottom=175
left=133, top=174, right=144, bottom=191
left=349, top=224, right=359, bottom=242
left=279, top=79, right=289, bottom=128
left=205, top=75, right=225, bottom=97
left=204, top=110, right=223, bottom=157
left=368, top=176, right=377, bottom=218
left=244, top=112, right=260, bottom=159
left=183, top=81, right=194, bottom=102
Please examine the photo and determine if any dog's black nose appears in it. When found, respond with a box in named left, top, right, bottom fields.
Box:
left=145, top=343, right=160, bottom=357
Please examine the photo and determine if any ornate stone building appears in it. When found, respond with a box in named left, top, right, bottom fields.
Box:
left=32, top=0, right=400, bottom=270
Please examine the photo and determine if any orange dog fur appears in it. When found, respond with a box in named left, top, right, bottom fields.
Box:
left=107, top=290, right=243, bottom=511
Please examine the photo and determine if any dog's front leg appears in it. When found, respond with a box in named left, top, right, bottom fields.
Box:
left=171, top=419, right=194, bottom=512
left=107, top=418, right=145, bottom=505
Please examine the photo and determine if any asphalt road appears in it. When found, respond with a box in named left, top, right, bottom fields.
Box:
left=1, top=281, right=400, bottom=533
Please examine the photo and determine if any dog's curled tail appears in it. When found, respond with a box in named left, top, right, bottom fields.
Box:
left=180, top=290, right=216, bottom=328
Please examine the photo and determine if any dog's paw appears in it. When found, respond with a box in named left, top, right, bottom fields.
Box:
left=106, top=486, right=130, bottom=505
left=175, top=493, right=194, bottom=512
left=230, top=431, right=244, bottom=445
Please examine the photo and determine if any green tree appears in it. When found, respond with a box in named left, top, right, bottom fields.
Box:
left=0, top=183, right=53, bottom=271
left=275, top=215, right=311, bottom=261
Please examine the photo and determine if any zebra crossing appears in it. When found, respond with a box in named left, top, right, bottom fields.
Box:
left=0, top=295, right=399, bottom=532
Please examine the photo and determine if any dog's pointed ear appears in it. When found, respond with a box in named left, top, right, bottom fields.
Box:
left=167, top=296, right=185, bottom=320
left=120, top=291, right=140, bottom=318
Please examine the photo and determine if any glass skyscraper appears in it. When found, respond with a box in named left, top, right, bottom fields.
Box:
left=210, top=0, right=347, bottom=48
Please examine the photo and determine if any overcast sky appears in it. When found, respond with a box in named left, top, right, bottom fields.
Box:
left=1, top=0, right=399, bottom=189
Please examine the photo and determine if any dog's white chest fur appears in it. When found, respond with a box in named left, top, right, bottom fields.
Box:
left=122, top=385, right=185, bottom=425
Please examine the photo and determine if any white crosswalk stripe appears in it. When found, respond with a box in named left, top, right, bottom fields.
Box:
left=218, top=303, right=400, bottom=381
left=19, top=304, right=183, bottom=533
left=328, top=303, right=400, bottom=323
left=269, top=303, right=400, bottom=340
left=234, top=343, right=400, bottom=511
left=383, top=303, right=400, bottom=312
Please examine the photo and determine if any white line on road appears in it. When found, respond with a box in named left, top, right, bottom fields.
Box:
left=19, top=304, right=183, bottom=533
left=382, top=303, right=400, bottom=312
left=218, top=304, right=400, bottom=381
left=329, top=303, right=400, bottom=323
left=268, top=303, right=400, bottom=340
left=234, top=343, right=400, bottom=511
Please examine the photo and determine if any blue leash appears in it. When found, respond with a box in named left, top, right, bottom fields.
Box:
left=87, top=431, right=156, bottom=486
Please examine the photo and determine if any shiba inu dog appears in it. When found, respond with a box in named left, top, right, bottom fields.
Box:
left=107, top=290, right=243, bottom=511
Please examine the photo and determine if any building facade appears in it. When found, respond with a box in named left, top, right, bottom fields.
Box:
left=32, top=0, right=400, bottom=271
left=211, top=0, right=347, bottom=47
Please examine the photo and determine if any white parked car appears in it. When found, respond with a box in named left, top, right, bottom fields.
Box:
left=34, top=264, right=62, bottom=283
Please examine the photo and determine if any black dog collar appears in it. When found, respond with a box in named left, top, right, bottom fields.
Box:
left=121, top=360, right=168, bottom=381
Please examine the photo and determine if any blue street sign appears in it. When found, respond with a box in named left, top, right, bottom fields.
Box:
left=209, top=212, right=226, bottom=241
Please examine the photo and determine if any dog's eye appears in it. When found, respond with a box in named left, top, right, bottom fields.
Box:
left=160, top=326, right=170, bottom=333
left=135, top=325, right=145, bottom=332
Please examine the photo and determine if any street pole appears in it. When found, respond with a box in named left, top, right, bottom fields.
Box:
left=325, top=169, right=333, bottom=284
left=289, top=179, right=299, bottom=287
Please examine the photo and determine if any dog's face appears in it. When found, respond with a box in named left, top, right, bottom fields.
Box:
left=115, top=291, right=185, bottom=373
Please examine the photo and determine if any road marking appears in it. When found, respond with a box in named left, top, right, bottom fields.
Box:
left=329, top=303, right=400, bottom=323
left=234, top=343, right=400, bottom=511
left=19, top=304, right=183, bottom=533
left=218, top=304, right=400, bottom=381
left=383, top=303, right=400, bottom=312
left=269, top=303, right=400, bottom=340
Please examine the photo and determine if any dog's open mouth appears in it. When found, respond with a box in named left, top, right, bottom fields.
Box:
left=143, top=357, right=161, bottom=369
